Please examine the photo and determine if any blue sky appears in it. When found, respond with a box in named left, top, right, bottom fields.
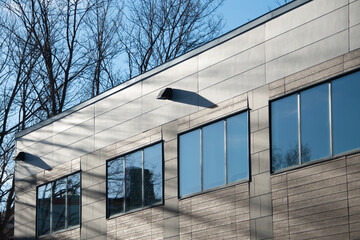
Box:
left=217, top=0, right=291, bottom=33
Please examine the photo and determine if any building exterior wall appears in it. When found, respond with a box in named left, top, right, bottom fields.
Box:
left=14, top=0, right=360, bottom=239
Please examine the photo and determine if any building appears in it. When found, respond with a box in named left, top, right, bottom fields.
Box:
left=14, top=0, right=360, bottom=239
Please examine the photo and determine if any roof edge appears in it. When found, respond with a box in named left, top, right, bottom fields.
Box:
left=15, top=0, right=312, bottom=139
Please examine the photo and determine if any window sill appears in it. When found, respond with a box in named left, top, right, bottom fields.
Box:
left=179, top=178, right=249, bottom=200
left=107, top=201, right=164, bottom=220
left=271, top=148, right=360, bottom=175
left=38, top=225, right=80, bottom=239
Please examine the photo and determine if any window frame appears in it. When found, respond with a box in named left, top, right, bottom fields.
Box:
left=270, top=68, right=360, bottom=174
left=36, top=171, right=81, bottom=238
left=178, top=110, right=250, bottom=199
left=106, top=141, right=164, bottom=219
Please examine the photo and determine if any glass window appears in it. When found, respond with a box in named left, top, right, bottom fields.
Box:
left=52, top=179, right=66, bottom=232
left=37, top=183, right=51, bottom=236
left=300, top=84, right=330, bottom=163
left=67, top=173, right=80, bottom=227
left=108, top=158, right=125, bottom=216
left=125, top=151, right=143, bottom=211
left=203, top=121, right=225, bottom=190
left=271, top=95, right=299, bottom=172
left=332, top=72, right=360, bottom=155
left=107, top=143, right=163, bottom=217
left=144, top=144, right=163, bottom=206
left=227, top=113, right=249, bottom=183
left=179, top=111, right=249, bottom=197
left=36, top=172, right=81, bottom=237
left=271, top=70, right=360, bottom=172
left=179, top=130, right=201, bottom=197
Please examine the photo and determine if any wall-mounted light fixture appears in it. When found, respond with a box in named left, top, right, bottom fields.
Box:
left=157, top=88, right=173, bottom=100
left=14, top=151, right=25, bottom=161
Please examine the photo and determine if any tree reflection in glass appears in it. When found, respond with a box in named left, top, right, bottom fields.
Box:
left=300, top=84, right=330, bottom=163
left=125, top=151, right=143, bottom=211
left=332, top=72, right=360, bottom=155
left=37, top=183, right=51, bottom=236
left=144, top=144, right=163, bottom=206
left=107, top=157, right=125, bottom=216
left=107, top=143, right=163, bottom=216
left=271, top=94, right=299, bottom=172
left=67, top=173, right=80, bottom=227
left=52, top=178, right=66, bottom=231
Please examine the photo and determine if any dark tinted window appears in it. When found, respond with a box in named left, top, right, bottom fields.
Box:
left=67, top=173, right=81, bottom=227
left=37, top=172, right=81, bottom=237
left=125, top=151, right=143, bottom=211
left=144, top=144, right=163, bottom=206
left=107, top=143, right=163, bottom=217
left=52, top=179, right=66, bottom=231
left=37, top=183, right=51, bottom=236
left=108, top=158, right=125, bottom=216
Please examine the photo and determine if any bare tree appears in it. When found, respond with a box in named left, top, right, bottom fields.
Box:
left=84, top=0, right=124, bottom=98
left=0, top=10, right=36, bottom=238
left=2, top=0, right=96, bottom=118
left=123, top=0, right=224, bottom=78
left=0, top=0, right=227, bottom=237
left=275, top=0, right=292, bottom=6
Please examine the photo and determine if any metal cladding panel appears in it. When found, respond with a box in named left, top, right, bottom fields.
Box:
left=265, top=0, right=348, bottom=40
left=266, top=30, right=348, bottom=83
left=53, top=104, right=94, bottom=135
left=94, top=98, right=142, bottom=133
left=16, top=124, right=53, bottom=151
left=198, top=43, right=265, bottom=91
left=350, top=0, right=360, bottom=27
left=94, top=83, right=141, bottom=117
left=266, top=6, right=348, bottom=62
left=141, top=56, right=198, bottom=96
left=198, top=25, right=265, bottom=71
left=199, top=65, right=265, bottom=106
left=350, top=25, right=360, bottom=51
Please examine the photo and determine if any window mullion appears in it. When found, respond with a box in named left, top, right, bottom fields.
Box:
left=65, top=177, right=68, bottom=230
left=329, top=82, right=333, bottom=156
left=224, top=120, right=227, bottom=185
left=298, top=93, right=302, bottom=165
left=123, top=157, right=126, bottom=211
left=142, top=150, right=145, bottom=207
left=200, top=128, right=203, bottom=191
left=50, top=183, right=53, bottom=234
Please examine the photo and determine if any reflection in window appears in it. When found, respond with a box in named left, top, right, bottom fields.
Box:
left=144, top=144, right=163, bottom=206
left=67, top=173, right=80, bottom=227
left=36, top=172, right=81, bottom=237
left=52, top=179, right=66, bottom=232
left=227, top=113, right=249, bottom=183
left=37, top=183, right=51, bottom=236
left=108, top=158, right=125, bottom=216
left=179, top=111, right=249, bottom=197
left=301, top=84, right=330, bottom=163
left=179, top=130, right=201, bottom=197
left=203, top=121, right=225, bottom=190
left=271, top=70, right=360, bottom=172
left=107, top=143, right=163, bottom=217
left=332, top=73, right=360, bottom=155
left=271, top=95, right=299, bottom=172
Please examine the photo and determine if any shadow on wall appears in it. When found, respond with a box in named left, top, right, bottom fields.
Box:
left=171, top=89, right=217, bottom=109
left=23, top=153, right=52, bottom=171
